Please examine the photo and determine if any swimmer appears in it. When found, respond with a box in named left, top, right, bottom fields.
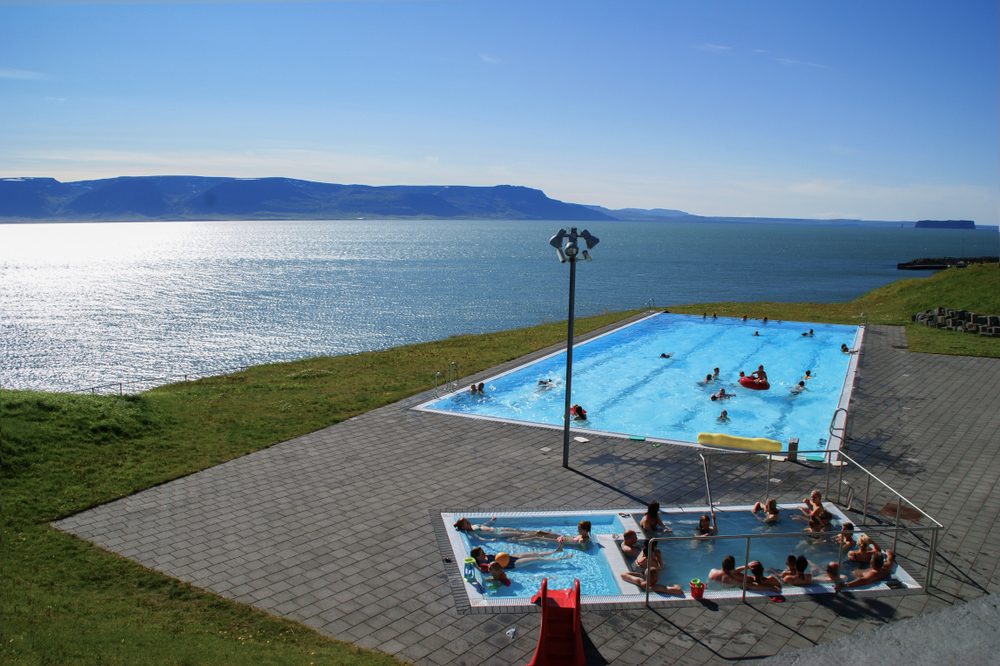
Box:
left=752, top=331, right=759, bottom=337
left=741, top=315, right=748, bottom=322
left=717, top=410, right=729, bottom=422
left=831, top=523, right=855, bottom=550
left=620, top=530, right=641, bottom=559
left=780, top=555, right=798, bottom=581
left=698, top=373, right=713, bottom=386
left=712, top=367, right=720, bottom=379
left=536, top=379, right=556, bottom=390
left=738, top=370, right=746, bottom=378
left=783, top=555, right=813, bottom=586
left=640, top=501, right=672, bottom=534
left=696, top=514, right=717, bottom=537
left=709, top=556, right=781, bottom=593
left=477, top=382, right=485, bottom=392
left=802, top=329, right=814, bottom=337
left=487, top=561, right=511, bottom=586
left=511, top=521, right=591, bottom=548
left=804, top=370, right=812, bottom=380
left=751, top=498, right=779, bottom=523
left=837, top=550, right=895, bottom=590
left=570, top=404, right=587, bottom=420
left=712, top=388, right=731, bottom=400
left=841, top=343, right=858, bottom=354
left=492, top=548, right=571, bottom=569
left=659, top=352, right=673, bottom=358
left=747, top=560, right=783, bottom=589
left=620, top=543, right=682, bottom=595
left=762, top=317, right=768, bottom=324
left=752, top=365, right=768, bottom=383
left=848, top=534, right=881, bottom=564
left=702, top=312, right=707, bottom=319
left=800, top=490, right=824, bottom=519
left=790, top=381, right=808, bottom=394
left=469, top=383, right=478, bottom=394
left=454, top=517, right=545, bottom=541
left=712, top=313, right=717, bottom=320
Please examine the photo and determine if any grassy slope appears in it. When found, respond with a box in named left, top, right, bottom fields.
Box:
left=1, top=310, right=635, bottom=666
left=2, top=266, right=997, bottom=664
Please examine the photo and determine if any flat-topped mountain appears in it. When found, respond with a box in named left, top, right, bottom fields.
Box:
left=0, top=176, right=613, bottom=222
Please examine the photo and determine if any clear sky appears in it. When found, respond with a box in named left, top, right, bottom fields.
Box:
left=2, top=0, right=998, bottom=223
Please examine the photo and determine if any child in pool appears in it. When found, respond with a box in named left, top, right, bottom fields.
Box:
left=487, top=561, right=510, bottom=586
left=782, top=555, right=813, bottom=586
left=780, top=555, right=798, bottom=580
left=751, top=498, right=779, bottom=523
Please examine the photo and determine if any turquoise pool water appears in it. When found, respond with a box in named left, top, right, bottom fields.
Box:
left=419, top=314, right=861, bottom=453
left=453, top=513, right=624, bottom=598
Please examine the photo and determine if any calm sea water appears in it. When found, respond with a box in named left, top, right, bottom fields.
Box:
left=1, top=220, right=996, bottom=393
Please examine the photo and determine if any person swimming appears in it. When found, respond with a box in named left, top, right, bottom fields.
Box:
left=570, top=404, right=587, bottom=420
left=659, top=352, right=673, bottom=358
left=802, top=329, right=814, bottom=337
left=751, top=498, right=779, bottom=522
left=790, top=381, right=808, bottom=394
left=717, top=410, right=729, bottom=422
left=804, top=370, right=812, bottom=380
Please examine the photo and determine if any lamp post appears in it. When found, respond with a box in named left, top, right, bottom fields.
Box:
left=548, top=227, right=599, bottom=468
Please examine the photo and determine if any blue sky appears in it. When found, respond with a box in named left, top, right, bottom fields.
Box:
left=2, top=1, right=998, bottom=223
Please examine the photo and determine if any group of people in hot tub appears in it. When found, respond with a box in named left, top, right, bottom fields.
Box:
left=455, top=491, right=896, bottom=595
left=625, top=494, right=896, bottom=596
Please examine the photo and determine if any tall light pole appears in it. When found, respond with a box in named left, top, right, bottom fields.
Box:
left=548, top=227, right=599, bottom=468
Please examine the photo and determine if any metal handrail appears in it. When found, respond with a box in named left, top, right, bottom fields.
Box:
left=448, top=362, right=460, bottom=392
left=642, top=522, right=942, bottom=606
left=433, top=372, right=445, bottom=397
left=643, top=298, right=656, bottom=311
left=858, top=312, right=868, bottom=327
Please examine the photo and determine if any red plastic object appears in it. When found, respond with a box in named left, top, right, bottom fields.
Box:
left=690, top=582, right=705, bottom=599
left=739, top=376, right=770, bottom=390
left=527, top=578, right=585, bottom=666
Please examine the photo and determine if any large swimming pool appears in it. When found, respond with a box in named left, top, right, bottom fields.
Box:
left=418, top=314, right=862, bottom=454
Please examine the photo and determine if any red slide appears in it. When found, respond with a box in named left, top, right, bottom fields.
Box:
left=527, top=579, right=585, bottom=666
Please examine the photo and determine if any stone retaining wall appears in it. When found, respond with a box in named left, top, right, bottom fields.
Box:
left=911, top=307, right=1000, bottom=337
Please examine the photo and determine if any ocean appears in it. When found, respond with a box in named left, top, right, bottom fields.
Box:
left=1, top=220, right=996, bottom=393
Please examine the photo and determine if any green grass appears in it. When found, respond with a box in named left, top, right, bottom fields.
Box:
left=3, top=265, right=998, bottom=664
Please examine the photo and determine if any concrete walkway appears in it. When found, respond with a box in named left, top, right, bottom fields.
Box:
left=55, top=322, right=1000, bottom=665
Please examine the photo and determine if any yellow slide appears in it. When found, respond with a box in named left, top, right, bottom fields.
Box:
left=697, top=432, right=782, bottom=452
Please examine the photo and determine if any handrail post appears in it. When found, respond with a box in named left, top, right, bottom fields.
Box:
left=765, top=455, right=772, bottom=502
left=835, top=535, right=847, bottom=596
left=926, top=528, right=937, bottom=590
left=864, top=474, right=871, bottom=526
left=837, top=457, right=845, bottom=504
left=825, top=456, right=831, bottom=500
left=741, top=538, right=750, bottom=603
left=893, top=495, right=901, bottom=552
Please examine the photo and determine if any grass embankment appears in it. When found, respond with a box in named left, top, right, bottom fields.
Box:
left=2, top=266, right=997, bottom=664
left=670, top=263, right=1000, bottom=358
left=1, top=309, right=636, bottom=666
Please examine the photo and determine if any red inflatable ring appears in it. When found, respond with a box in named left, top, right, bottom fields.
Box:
left=739, top=376, right=770, bottom=391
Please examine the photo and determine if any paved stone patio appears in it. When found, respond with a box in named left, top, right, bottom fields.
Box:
left=55, top=321, right=1000, bottom=665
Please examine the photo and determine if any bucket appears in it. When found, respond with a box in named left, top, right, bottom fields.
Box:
left=690, top=578, right=705, bottom=599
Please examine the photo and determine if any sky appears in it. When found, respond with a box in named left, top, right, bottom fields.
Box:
left=2, top=0, right=998, bottom=223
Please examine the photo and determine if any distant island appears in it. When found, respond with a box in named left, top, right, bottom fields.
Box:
left=0, top=176, right=991, bottom=229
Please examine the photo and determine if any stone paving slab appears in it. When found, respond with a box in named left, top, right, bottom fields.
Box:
left=54, top=322, right=1000, bottom=665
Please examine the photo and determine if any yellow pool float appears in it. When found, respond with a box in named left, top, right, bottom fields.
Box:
left=697, top=432, right=782, bottom=452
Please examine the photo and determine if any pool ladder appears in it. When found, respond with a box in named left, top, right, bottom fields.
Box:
left=433, top=362, right=460, bottom=397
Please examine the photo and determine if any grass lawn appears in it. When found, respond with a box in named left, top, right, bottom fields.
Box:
left=2, top=264, right=997, bottom=664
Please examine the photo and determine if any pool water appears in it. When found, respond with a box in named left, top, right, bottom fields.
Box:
left=420, top=314, right=861, bottom=452
left=454, top=514, right=625, bottom=598
left=647, top=508, right=867, bottom=589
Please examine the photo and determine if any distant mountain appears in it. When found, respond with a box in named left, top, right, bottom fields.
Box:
left=0, top=176, right=983, bottom=228
left=0, top=176, right=613, bottom=222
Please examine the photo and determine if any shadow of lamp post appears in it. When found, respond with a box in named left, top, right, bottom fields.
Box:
left=548, top=227, right=600, bottom=469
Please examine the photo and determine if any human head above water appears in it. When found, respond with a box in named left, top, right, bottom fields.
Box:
left=577, top=520, right=591, bottom=536
left=623, top=529, right=637, bottom=545
left=646, top=501, right=660, bottom=517
left=453, top=518, right=473, bottom=530
left=722, top=555, right=736, bottom=572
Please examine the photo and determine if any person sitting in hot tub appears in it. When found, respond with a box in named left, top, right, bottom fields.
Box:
left=709, top=555, right=781, bottom=593
left=696, top=514, right=717, bottom=537
left=837, top=550, right=895, bottom=591
left=620, top=530, right=641, bottom=559
left=640, top=501, right=673, bottom=534
left=751, top=498, right=779, bottom=523
left=620, top=541, right=682, bottom=595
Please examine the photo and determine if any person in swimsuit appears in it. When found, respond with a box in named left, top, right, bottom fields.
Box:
left=570, top=404, right=588, bottom=420
left=453, top=517, right=548, bottom=541
left=620, top=530, right=641, bottom=559
left=712, top=367, right=720, bottom=379
left=751, top=498, right=779, bottom=523
left=799, top=490, right=824, bottom=519
left=487, top=561, right=511, bottom=586
left=752, top=365, right=768, bottom=385
left=640, top=501, right=672, bottom=535
left=782, top=555, right=813, bottom=586
left=709, top=556, right=781, bottom=593
left=470, top=545, right=569, bottom=571
left=790, top=381, right=808, bottom=394
left=620, top=541, right=682, bottom=595
left=804, top=370, right=813, bottom=380
left=838, top=550, right=895, bottom=590
left=780, top=555, right=798, bottom=581
left=741, top=315, right=748, bottom=321
left=717, top=409, right=730, bottom=422
left=712, top=388, right=731, bottom=401
left=659, top=352, right=673, bottom=358
left=696, top=514, right=717, bottom=537
left=848, top=534, right=881, bottom=564
left=510, top=521, right=591, bottom=548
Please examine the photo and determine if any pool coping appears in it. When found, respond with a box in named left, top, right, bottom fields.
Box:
left=436, top=504, right=922, bottom=614
left=415, top=313, right=865, bottom=460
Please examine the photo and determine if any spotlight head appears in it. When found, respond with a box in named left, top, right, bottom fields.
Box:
left=555, top=247, right=567, bottom=263
left=580, top=230, right=600, bottom=250
left=582, top=250, right=592, bottom=261
left=548, top=229, right=567, bottom=249
left=564, top=237, right=579, bottom=258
